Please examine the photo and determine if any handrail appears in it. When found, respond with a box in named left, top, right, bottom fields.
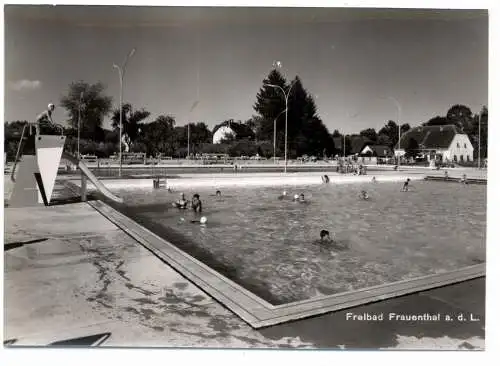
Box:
left=11, top=123, right=28, bottom=182
left=38, top=121, right=64, bottom=135
left=10, top=121, right=65, bottom=182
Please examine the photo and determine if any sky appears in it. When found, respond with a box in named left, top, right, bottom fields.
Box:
left=3, top=5, right=488, bottom=134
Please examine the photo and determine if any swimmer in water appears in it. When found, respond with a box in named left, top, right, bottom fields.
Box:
left=215, top=190, right=222, bottom=197
left=359, top=190, right=369, bottom=200
left=320, top=230, right=333, bottom=244
left=174, top=193, right=189, bottom=209
left=191, top=193, right=203, bottom=213
left=460, top=174, right=468, bottom=185
left=191, top=216, right=207, bottom=225
left=401, top=178, right=411, bottom=192
left=372, top=176, right=377, bottom=183
left=318, top=229, right=348, bottom=251
left=278, top=190, right=288, bottom=200
left=293, top=193, right=306, bottom=202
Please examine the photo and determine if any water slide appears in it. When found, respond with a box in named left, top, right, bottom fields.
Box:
left=62, top=152, right=124, bottom=203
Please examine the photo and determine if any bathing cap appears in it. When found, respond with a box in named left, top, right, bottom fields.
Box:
left=294, top=194, right=299, bottom=200
left=283, top=190, right=287, bottom=196
left=48, top=103, right=55, bottom=110
left=200, top=216, right=207, bottom=224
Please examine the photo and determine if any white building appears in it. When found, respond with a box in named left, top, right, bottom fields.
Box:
left=396, top=125, right=474, bottom=163
left=359, top=144, right=393, bottom=164
left=212, top=125, right=236, bottom=144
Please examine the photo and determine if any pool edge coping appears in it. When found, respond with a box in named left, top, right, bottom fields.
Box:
left=88, top=199, right=486, bottom=329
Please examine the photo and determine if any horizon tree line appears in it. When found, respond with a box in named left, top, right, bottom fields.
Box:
left=4, top=73, right=488, bottom=161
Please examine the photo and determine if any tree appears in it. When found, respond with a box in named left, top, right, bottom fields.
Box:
left=342, top=135, right=353, bottom=156
left=378, top=120, right=398, bottom=148
left=423, top=116, right=449, bottom=127
left=253, top=69, right=289, bottom=143
left=477, top=106, right=488, bottom=159
left=4, top=121, right=29, bottom=160
left=332, top=129, right=342, bottom=137
left=401, top=123, right=411, bottom=134
left=405, top=137, right=420, bottom=159
left=245, top=116, right=264, bottom=141
left=228, top=140, right=259, bottom=157
left=111, top=103, right=151, bottom=144
left=446, top=104, right=473, bottom=132
left=137, top=114, right=176, bottom=157
left=376, top=133, right=391, bottom=146
left=359, top=128, right=377, bottom=142
left=60, top=81, right=113, bottom=141
left=468, top=106, right=488, bottom=159
left=182, top=122, right=213, bottom=156
left=298, top=116, right=336, bottom=158
left=253, top=71, right=334, bottom=158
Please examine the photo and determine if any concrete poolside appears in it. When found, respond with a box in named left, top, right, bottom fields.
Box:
left=67, top=167, right=486, bottom=192
left=3, top=184, right=485, bottom=349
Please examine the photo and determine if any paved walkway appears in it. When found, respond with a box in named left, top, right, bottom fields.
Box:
left=4, top=199, right=485, bottom=349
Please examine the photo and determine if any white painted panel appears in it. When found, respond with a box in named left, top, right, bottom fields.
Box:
left=36, top=147, right=63, bottom=203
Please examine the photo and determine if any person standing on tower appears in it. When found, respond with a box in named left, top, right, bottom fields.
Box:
left=34, top=103, right=56, bottom=134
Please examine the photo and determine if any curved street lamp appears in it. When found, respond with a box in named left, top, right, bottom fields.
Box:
left=264, top=79, right=297, bottom=173
left=113, top=47, right=136, bottom=177
left=187, top=100, right=199, bottom=160
left=273, top=108, right=287, bottom=164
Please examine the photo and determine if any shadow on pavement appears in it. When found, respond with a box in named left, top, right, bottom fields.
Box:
left=4, top=238, right=49, bottom=251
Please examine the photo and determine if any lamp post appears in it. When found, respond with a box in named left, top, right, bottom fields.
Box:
left=264, top=80, right=296, bottom=173
left=388, top=96, right=402, bottom=167
left=113, top=48, right=136, bottom=177
left=187, top=101, right=199, bottom=161
left=78, top=92, right=83, bottom=160
left=273, top=108, right=287, bottom=164
left=478, top=112, right=481, bottom=169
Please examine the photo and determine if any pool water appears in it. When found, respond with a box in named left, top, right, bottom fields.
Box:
left=110, top=180, right=486, bottom=305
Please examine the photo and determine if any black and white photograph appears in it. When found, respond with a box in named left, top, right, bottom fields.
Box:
left=1, top=1, right=494, bottom=357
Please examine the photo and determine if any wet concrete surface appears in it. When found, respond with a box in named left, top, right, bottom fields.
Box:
left=4, top=196, right=485, bottom=349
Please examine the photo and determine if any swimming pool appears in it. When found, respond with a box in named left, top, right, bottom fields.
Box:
left=109, top=180, right=486, bottom=305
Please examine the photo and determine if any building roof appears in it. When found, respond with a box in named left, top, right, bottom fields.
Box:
left=398, top=125, right=458, bottom=150
left=212, top=126, right=236, bottom=144
left=360, top=145, right=393, bottom=157
left=350, top=136, right=373, bottom=154
left=213, top=121, right=254, bottom=141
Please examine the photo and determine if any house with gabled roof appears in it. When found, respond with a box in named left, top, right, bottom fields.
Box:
left=395, top=124, right=474, bottom=163
left=359, top=144, right=393, bottom=163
